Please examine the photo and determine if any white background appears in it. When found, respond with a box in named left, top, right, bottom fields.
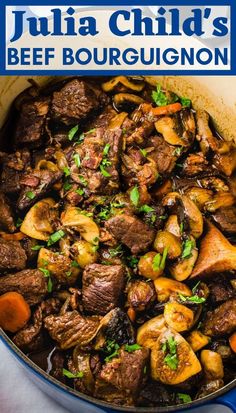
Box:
left=0, top=341, right=233, bottom=413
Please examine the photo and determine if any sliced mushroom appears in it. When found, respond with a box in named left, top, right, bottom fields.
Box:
left=204, top=192, right=235, bottom=213
left=109, top=112, right=128, bottom=129
left=185, top=187, right=213, bottom=211
left=20, top=198, right=57, bottom=241
left=190, top=221, right=236, bottom=279
left=182, top=195, right=203, bottom=239
left=137, top=315, right=167, bottom=349
left=164, top=215, right=181, bottom=238
left=154, top=230, right=182, bottom=260
left=71, top=241, right=98, bottom=269
left=68, top=346, right=95, bottom=395
left=164, top=302, right=194, bottom=332
left=113, top=93, right=145, bottom=111
left=155, top=117, right=187, bottom=146
left=151, top=328, right=202, bottom=385
left=102, top=76, right=145, bottom=93
left=38, top=248, right=80, bottom=285
left=169, top=239, right=198, bottom=281
left=61, top=207, right=99, bottom=244
left=153, top=277, right=192, bottom=303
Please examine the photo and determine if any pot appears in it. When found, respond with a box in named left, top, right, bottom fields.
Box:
left=0, top=75, right=236, bottom=413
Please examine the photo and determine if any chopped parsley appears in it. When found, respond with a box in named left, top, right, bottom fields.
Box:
left=39, top=267, right=50, bottom=277
left=73, top=153, right=81, bottom=168
left=16, top=217, right=23, bottom=228
left=127, top=256, right=139, bottom=268
left=100, top=164, right=111, bottom=177
left=79, top=176, right=88, bottom=187
left=71, top=260, right=80, bottom=268
left=31, top=244, right=43, bottom=251
left=26, top=191, right=35, bottom=200
left=162, top=336, right=179, bottom=370
left=174, top=146, right=183, bottom=157
left=97, top=206, right=111, bottom=221
left=103, top=143, right=110, bottom=156
left=76, top=133, right=85, bottom=145
left=181, top=238, right=195, bottom=259
left=39, top=267, right=53, bottom=292
left=104, top=340, right=120, bottom=362
left=62, top=368, right=83, bottom=379
left=139, top=204, right=155, bottom=213
left=47, top=230, right=65, bottom=246
left=68, top=125, right=79, bottom=141
left=140, top=148, right=147, bottom=157
left=66, top=271, right=72, bottom=278
left=180, top=222, right=184, bottom=233
left=47, top=277, right=53, bottom=293
left=63, top=181, right=72, bottom=191
left=130, top=186, right=140, bottom=207
left=192, top=281, right=200, bottom=294
left=179, top=293, right=206, bottom=304
left=124, top=344, right=141, bottom=352
left=152, top=247, right=168, bottom=271
left=180, top=97, right=192, bottom=108
left=75, top=188, right=84, bottom=196
left=152, top=84, right=169, bottom=107
left=63, top=167, right=71, bottom=177
left=109, top=244, right=123, bottom=258
left=177, top=393, right=192, bottom=404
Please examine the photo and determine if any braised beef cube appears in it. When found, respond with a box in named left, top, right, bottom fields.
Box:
left=212, top=206, right=236, bottom=235
left=203, top=299, right=236, bottom=336
left=0, top=269, right=47, bottom=306
left=13, top=298, right=61, bottom=352
left=0, top=149, right=31, bottom=195
left=51, top=79, right=108, bottom=125
left=208, top=277, right=235, bottom=304
left=20, top=236, right=39, bottom=262
left=106, top=214, right=155, bottom=255
left=99, top=347, right=149, bottom=397
left=17, top=168, right=63, bottom=210
left=44, top=311, right=100, bottom=350
left=0, top=238, right=27, bottom=271
left=147, top=136, right=176, bottom=174
left=14, top=97, right=50, bottom=148
left=0, top=192, right=15, bottom=233
left=86, top=105, right=116, bottom=130
left=82, top=264, right=125, bottom=315
left=127, top=280, right=156, bottom=312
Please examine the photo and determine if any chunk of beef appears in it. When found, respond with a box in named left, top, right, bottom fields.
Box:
left=0, top=238, right=27, bottom=271
left=44, top=311, right=100, bottom=350
left=71, top=127, right=123, bottom=195
left=182, top=153, right=208, bottom=176
left=82, top=264, right=125, bottom=315
left=12, top=298, right=61, bottom=352
left=137, top=381, right=175, bottom=407
left=20, top=237, right=39, bottom=262
left=106, top=214, right=155, bottom=254
left=51, top=79, right=108, bottom=125
left=212, top=206, right=236, bottom=235
left=127, top=280, right=156, bottom=312
left=14, top=97, right=50, bottom=148
left=203, top=299, right=236, bottom=336
left=86, top=105, right=117, bottom=130
left=0, top=193, right=15, bottom=233
left=0, top=149, right=31, bottom=195
left=208, top=276, right=235, bottom=304
left=147, top=136, right=176, bottom=174
left=97, top=347, right=149, bottom=398
left=17, top=168, right=63, bottom=210
left=126, top=121, right=154, bottom=145
left=0, top=269, right=47, bottom=306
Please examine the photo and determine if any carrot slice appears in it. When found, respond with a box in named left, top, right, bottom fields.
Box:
left=0, top=292, right=31, bottom=333
left=141, top=102, right=182, bottom=116
left=229, top=332, right=236, bottom=353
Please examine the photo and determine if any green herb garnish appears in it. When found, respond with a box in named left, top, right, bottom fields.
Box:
left=127, top=256, right=139, bottom=268
left=79, top=176, right=88, bottom=187
left=180, top=97, right=191, bottom=107
left=68, top=125, right=79, bottom=141
left=16, top=218, right=23, bottom=228
left=130, top=186, right=139, bottom=207
left=174, top=147, right=183, bottom=157
left=31, top=244, right=43, bottom=251
left=100, top=164, right=111, bottom=177
left=71, top=260, right=80, bottom=268
left=140, top=148, right=147, bottom=157
left=104, top=340, right=120, bottom=362
left=26, top=191, right=35, bottom=200
left=177, top=393, right=192, bottom=404
left=152, top=253, right=161, bottom=271
left=139, top=205, right=155, bottom=213
left=63, top=181, right=72, bottom=191
left=152, top=84, right=169, bottom=107
left=192, top=281, right=200, bottom=294
left=109, top=244, right=123, bottom=257
left=47, top=277, right=53, bottom=293
left=181, top=238, right=195, bottom=259
left=39, top=267, right=50, bottom=277
left=179, top=293, right=206, bottom=304
left=62, top=368, right=83, bottom=379
left=103, top=143, right=110, bottom=156
left=73, top=153, right=81, bottom=168
left=124, top=344, right=142, bottom=353
left=162, top=336, right=179, bottom=370
left=75, top=188, right=84, bottom=196
left=47, top=230, right=65, bottom=246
